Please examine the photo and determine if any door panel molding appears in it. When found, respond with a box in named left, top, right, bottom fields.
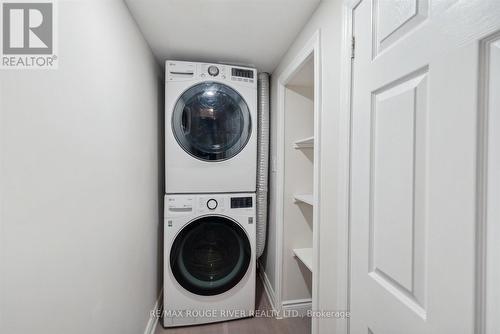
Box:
left=372, top=0, right=429, bottom=58
left=368, top=67, right=428, bottom=318
left=476, top=30, right=500, bottom=334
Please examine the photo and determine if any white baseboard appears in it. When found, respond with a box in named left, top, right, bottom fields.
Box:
left=282, top=298, right=312, bottom=317
left=257, top=261, right=277, bottom=313
left=143, top=288, right=163, bottom=334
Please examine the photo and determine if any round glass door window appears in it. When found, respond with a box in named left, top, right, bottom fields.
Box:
left=172, top=82, right=251, bottom=161
left=170, top=216, right=251, bottom=296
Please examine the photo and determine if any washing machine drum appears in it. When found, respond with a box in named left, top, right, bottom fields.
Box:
left=170, top=216, right=252, bottom=296
left=172, top=82, right=252, bottom=161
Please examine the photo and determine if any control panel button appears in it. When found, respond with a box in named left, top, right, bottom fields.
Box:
left=208, top=66, right=219, bottom=77
left=207, top=198, right=218, bottom=210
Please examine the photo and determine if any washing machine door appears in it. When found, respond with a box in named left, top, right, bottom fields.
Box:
left=172, top=82, right=251, bottom=161
left=170, top=216, right=251, bottom=296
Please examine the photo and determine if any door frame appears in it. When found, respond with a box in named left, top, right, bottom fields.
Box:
left=274, top=29, right=321, bottom=332
left=476, top=30, right=500, bottom=334
left=335, top=1, right=359, bottom=333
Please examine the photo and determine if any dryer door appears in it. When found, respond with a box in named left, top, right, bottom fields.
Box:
left=172, top=82, right=251, bottom=161
left=170, top=216, right=251, bottom=296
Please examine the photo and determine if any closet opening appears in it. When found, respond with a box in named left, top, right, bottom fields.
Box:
left=274, top=31, right=321, bottom=334
left=286, top=53, right=314, bottom=285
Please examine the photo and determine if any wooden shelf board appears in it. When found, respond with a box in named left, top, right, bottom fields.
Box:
left=293, top=248, right=313, bottom=271
left=294, top=194, right=314, bottom=206
left=293, top=136, right=314, bottom=149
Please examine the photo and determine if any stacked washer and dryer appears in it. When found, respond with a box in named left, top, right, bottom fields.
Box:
left=163, top=61, right=258, bottom=327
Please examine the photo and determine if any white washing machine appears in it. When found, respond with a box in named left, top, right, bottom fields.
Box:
left=163, top=193, right=256, bottom=327
left=165, top=60, right=257, bottom=194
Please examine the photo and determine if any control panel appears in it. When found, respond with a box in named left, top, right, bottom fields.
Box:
left=165, top=194, right=255, bottom=217
left=166, top=61, right=256, bottom=86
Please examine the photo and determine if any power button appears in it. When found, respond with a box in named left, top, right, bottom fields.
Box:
left=207, top=199, right=218, bottom=210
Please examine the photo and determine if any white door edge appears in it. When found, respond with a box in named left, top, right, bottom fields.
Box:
left=476, top=30, right=500, bottom=334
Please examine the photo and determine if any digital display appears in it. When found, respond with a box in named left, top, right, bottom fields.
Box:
left=232, top=68, right=254, bottom=79
left=231, top=197, right=253, bottom=208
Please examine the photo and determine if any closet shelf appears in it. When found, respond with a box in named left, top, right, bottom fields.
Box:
left=293, top=248, right=313, bottom=271
left=293, top=136, right=314, bottom=149
left=293, top=194, right=314, bottom=206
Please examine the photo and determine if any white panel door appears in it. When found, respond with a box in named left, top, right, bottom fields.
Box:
left=350, top=1, right=500, bottom=333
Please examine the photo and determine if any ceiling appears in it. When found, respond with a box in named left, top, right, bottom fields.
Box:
left=124, top=0, right=321, bottom=73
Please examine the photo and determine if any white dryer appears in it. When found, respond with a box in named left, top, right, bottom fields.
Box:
left=163, top=193, right=256, bottom=328
left=165, top=60, right=257, bottom=194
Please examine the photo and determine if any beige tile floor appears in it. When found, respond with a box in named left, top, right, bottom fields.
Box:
left=156, top=275, right=311, bottom=334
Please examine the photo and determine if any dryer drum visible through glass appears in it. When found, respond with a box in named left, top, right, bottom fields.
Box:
left=172, top=82, right=252, bottom=161
left=170, top=216, right=252, bottom=296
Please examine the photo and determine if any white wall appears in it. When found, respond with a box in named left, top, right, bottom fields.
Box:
left=261, top=0, right=345, bottom=332
left=0, top=1, right=163, bottom=333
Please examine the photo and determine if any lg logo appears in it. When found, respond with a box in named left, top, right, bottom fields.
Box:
left=2, top=2, right=53, bottom=54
